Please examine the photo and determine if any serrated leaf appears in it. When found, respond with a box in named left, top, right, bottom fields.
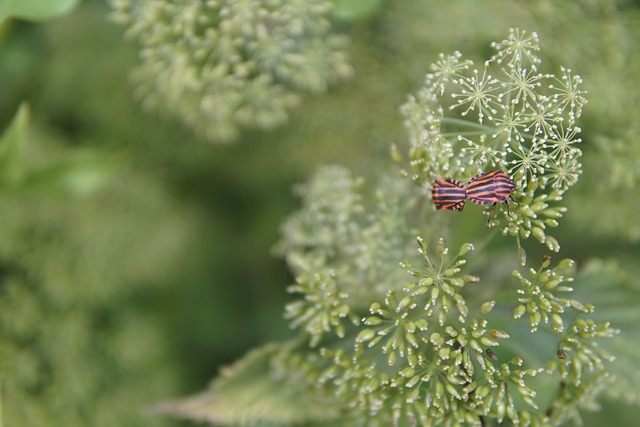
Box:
left=0, top=0, right=80, bottom=22
left=150, top=343, right=340, bottom=426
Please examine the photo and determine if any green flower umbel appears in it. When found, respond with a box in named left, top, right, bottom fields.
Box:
left=401, top=28, right=586, bottom=252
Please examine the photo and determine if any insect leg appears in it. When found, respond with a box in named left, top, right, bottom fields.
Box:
left=486, top=202, right=497, bottom=227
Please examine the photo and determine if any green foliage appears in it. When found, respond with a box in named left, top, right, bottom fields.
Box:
left=571, top=260, right=640, bottom=406
left=0, top=0, right=80, bottom=22
left=162, top=29, right=639, bottom=427
left=109, top=0, right=353, bottom=142
left=4, top=1, right=640, bottom=426
left=0, top=106, right=199, bottom=425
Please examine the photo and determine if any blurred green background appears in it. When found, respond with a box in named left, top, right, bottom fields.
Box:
left=1, top=0, right=639, bottom=426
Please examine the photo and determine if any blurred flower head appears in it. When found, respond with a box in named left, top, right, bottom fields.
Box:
left=110, top=0, right=353, bottom=142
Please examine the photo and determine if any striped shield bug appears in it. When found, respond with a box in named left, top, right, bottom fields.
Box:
left=432, top=178, right=466, bottom=211
left=466, top=170, right=517, bottom=221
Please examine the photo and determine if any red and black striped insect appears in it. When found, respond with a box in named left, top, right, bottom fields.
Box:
left=432, top=170, right=517, bottom=223
left=466, top=170, right=516, bottom=206
left=432, top=178, right=466, bottom=211
left=466, top=170, right=517, bottom=222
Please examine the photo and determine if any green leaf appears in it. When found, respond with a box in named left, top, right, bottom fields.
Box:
left=150, top=343, right=341, bottom=425
left=0, top=104, right=109, bottom=195
left=19, top=150, right=111, bottom=196
left=0, top=0, right=80, bottom=22
left=0, top=103, right=28, bottom=188
left=573, top=259, right=640, bottom=405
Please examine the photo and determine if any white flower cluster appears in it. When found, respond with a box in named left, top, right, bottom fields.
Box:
left=402, top=28, right=586, bottom=195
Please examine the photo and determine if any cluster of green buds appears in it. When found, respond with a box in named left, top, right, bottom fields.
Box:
left=285, top=269, right=358, bottom=347
left=501, top=179, right=566, bottom=253
left=551, top=318, right=618, bottom=386
left=403, top=237, right=478, bottom=324
left=356, top=237, right=478, bottom=366
left=512, top=256, right=579, bottom=332
left=345, top=237, right=545, bottom=425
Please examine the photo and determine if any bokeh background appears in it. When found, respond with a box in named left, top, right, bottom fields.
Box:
left=1, top=0, right=639, bottom=426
